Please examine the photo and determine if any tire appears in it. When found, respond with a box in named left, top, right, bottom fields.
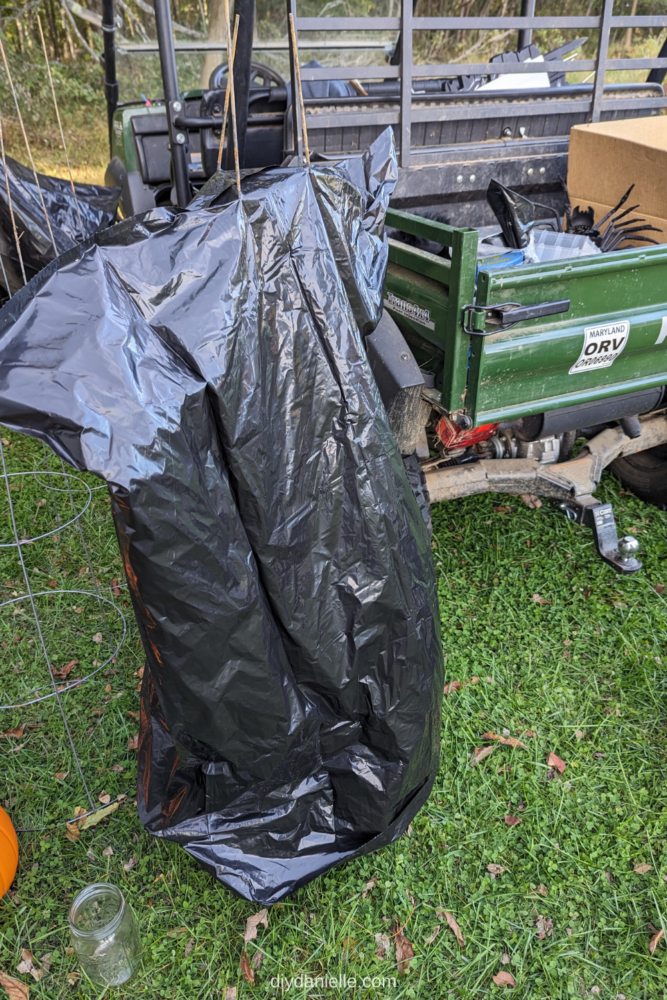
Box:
left=610, top=444, right=667, bottom=509
left=403, top=454, right=433, bottom=537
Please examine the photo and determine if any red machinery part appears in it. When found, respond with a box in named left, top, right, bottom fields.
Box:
left=435, top=415, right=499, bottom=451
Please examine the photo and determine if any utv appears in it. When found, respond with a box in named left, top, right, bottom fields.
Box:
left=101, top=0, right=667, bottom=572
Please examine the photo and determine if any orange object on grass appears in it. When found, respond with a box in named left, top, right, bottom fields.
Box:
left=0, top=805, right=18, bottom=895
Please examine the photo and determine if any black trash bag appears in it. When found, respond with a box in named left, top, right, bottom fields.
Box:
left=0, top=128, right=443, bottom=904
left=0, top=153, right=119, bottom=289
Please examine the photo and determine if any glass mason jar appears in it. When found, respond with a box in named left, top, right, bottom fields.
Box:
left=68, top=883, right=141, bottom=986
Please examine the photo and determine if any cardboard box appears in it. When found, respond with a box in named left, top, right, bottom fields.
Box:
left=567, top=116, right=667, bottom=246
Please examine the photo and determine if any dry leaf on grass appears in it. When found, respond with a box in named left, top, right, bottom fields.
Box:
left=493, top=970, right=516, bottom=987
left=37, top=957, right=50, bottom=974
left=16, top=951, right=43, bottom=983
left=536, top=884, right=548, bottom=897
left=112, top=579, right=121, bottom=596
left=362, top=879, right=376, bottom=899
left=244, top=909, right=269, bottom=945
left=0, top=725, right=24, bottom=739
left=547, top=752, right=566, bottom=774
left=111, top=764, right=124, bottom=772
left=522, top=729, right=536, bottom=738
left=54, top=771, right=68, bottom=781
left=501, top=952, right=510, bottom=965
left=86, top=849, right=96, bottom=862
left=487, top=864, right=506, bottom=878
left=471, top=745, right=495, bottom=766
left=166, top=927, right=188, bottom=938
left=425, top=925, right=440, bottom=945
left=128, top=734, right=139, bottom=750
left=394, top=923, right=414, bottom=975
left=98, top=791, right=111, bottom=806
left=649, top=928, right=664, bottom=954
left=92, top=632, right=103, bottom=644
left=0, top=972, right=29, bottom=999
left=482, top=732, right=527, bottom=749
left=520, top=494, right=542, bottom=509
left=239, top=952, right=254, bottom=984
left=80, top=801, right=119, bottom=830
left=102, top=846, right=113, bottom=857
left=374, top=933, right=391, bottom=960
left=575, top=729, right=584, bottom=740
left=251, top=951, right=264, bottom=971
left=51, top=660, right=78, bottom=680
left=123, top=856, right=138, bottom=871
left=504, top=815, right=522, bottom=827
left=442, top=911, right=464, bottom=948
left=184, top=939, right=194, bottom=957
left=443, top=680, right=461, bottom=695
left=493, top=506, right=511, bottom=513
left=532, top=594, right=551, bottom=605
left=634, top=863, right=652, bottom=874
left=535, top=915, right=553, bottom=939
left=224, top=988, right=237, bottom=1000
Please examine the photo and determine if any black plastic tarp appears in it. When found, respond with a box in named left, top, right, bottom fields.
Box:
left=0, top=153, right=119, bottom=291
left=0, top=129, right=443, bottom=903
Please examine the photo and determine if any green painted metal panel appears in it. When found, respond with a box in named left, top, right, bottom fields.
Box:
left=470, top=244, right=667, bottom=424
left=111, top=105, right=166, bottom=176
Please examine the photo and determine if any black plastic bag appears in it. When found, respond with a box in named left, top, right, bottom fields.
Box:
left=0, top=129, right=443, bottom=904
left=0, top=153, right=119, bottom=289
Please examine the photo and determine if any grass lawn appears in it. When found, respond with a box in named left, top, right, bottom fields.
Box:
left=0, top=429, right=666, bottom=999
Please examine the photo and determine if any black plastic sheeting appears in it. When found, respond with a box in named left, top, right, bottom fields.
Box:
left=0, top=129, right=443, bottom=904
left=0, top=153, right=119, bottom=289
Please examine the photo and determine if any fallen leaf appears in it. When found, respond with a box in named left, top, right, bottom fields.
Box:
left=51, top=660, right=78, bottom=680
left=471, top=745, right=495, bottom=765
left=183, top=938, right=194, bottom=957
left=590, top=989, right=601, bottom=996
left=16, top=950, right=43, bottom=983
left=604, top=871, right=613, bottom=885
left=522, top=729, right=536, bottom=738
left=501, top=952, right=510, bottom=964
left=374, top=933, right=391, bottom=960
left=547, top=752, right=566, bottom=774
left=37, top=956, right=51, bottom=974
left=98, top=791, right=111, bottom=805
left=425, top=925, right=440, bottom=944
left=654, top=584, right=665, bottom=596
left=105, top=684, right=111, bottom=694
left=128, top=734, right=139, bottom=750
left=443, top=680, right=462, bottom=695
left=482, top=731, right=527, bottom=749
left=0, top=725, right=24, bottom=739
left=594, top=752, right=606, bottom=758
left=487, top=864, right=506, bottom=877
left=166, top=927, right=188, bottom=938
left=362, top=879, right=376, bottom=899
left=536, top=884, right=548, bottom=897
left=54, top=771, right=68, bottom=781
left=126, top=711, right=139, bottom=720
left=532, top=594, right=551, bottom=605
left=86, top=848, right=96, bottom=862
left=112, top=579, right=121, bottom=596
left=251, top=951, right=264, bottom=970
left=244, top=908, right=269, bottom=945
left=92, top=632, right=103, bottom=643
left=442, top=911, right=464, bottom=948
left=493, top=970, right=516, bottom=987
left=535, top=915, right=553, bottom=939
left=134, top=665, right=145, bottom=679
left=575, top=729, right=584, bottom=740
left=0, top=972, right=29, bottom=999
left=493, top=505, right=511, bottom=513
left=634, top=863, right=652, bottom=874
left=66, top=974, right=79, bottom=986
left=394, top=923, right=414, bottom=975
left=520, top=494, right=542, bottom=509
left=123, top=856, right=138, bottom=871
left=103, top=846, right=113, bottom=857
left=80, top=801, right=119, bottom=829
left=504, top=815, right=521, bottom=827
left=224, top=988, right=237, bottom=1000
left=240, top=952, right=254, bottom=984
left=6, top=744, right=24, bottom=754
left=649, top=927, right=664, bottom=954
left=111, top=764, right=124, bottom=772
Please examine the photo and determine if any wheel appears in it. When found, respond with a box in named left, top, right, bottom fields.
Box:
left=610, top=444, right=667, bottom=508
left=208, top=61, right=286, bottom=92
left=403, top=454, right=432, bottom=537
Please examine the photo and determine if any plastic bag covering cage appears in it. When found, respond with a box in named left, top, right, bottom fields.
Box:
left=0, top=154, right=119, bottom=282
left=0, top=129, right=443, bottom=904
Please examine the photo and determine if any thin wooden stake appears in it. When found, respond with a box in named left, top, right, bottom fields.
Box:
left=288, top=13, right=310, bottom=166
left=215, top=14, right=240, bottom=172
left=37, top=15, right=84, bottom=241
left=223, top=0, right=241, bottom=193
left=0, top=37, right=58, bottom=257
left=0, top=114, right=26, bottom=286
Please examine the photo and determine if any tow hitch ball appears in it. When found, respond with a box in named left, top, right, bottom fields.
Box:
left=558, top=497, right=641, bottom=574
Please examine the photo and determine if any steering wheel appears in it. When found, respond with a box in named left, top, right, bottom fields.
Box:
left=208, top=61, right=286, bottom=92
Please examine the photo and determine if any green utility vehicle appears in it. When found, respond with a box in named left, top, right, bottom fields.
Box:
left=99, top=0, right=667, bottom=572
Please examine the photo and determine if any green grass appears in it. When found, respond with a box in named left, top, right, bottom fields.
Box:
left=1, top=428, right=667, bottom=999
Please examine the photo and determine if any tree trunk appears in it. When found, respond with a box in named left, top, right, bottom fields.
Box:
left=200, top=0, right=227, bottom=89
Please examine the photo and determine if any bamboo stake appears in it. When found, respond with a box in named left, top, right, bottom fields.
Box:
left=223, top=0, right=241, bottom=193
left=0, top=114, right=27, bottom=286
left=215, top=14, right=239, bottom=173
left=37, top=15, right=84, bottom=241
left=0, top=37, right=58, bottom=257
left=288, top=12, right=310, bottom=166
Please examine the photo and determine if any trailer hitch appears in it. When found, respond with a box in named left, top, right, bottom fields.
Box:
left=462, top=299, right=570, bottom=335
left=558, top=495, right=641, bottom=574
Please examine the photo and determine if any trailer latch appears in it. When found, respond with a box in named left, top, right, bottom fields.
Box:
left=462, top=299, right=570, bottom=335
